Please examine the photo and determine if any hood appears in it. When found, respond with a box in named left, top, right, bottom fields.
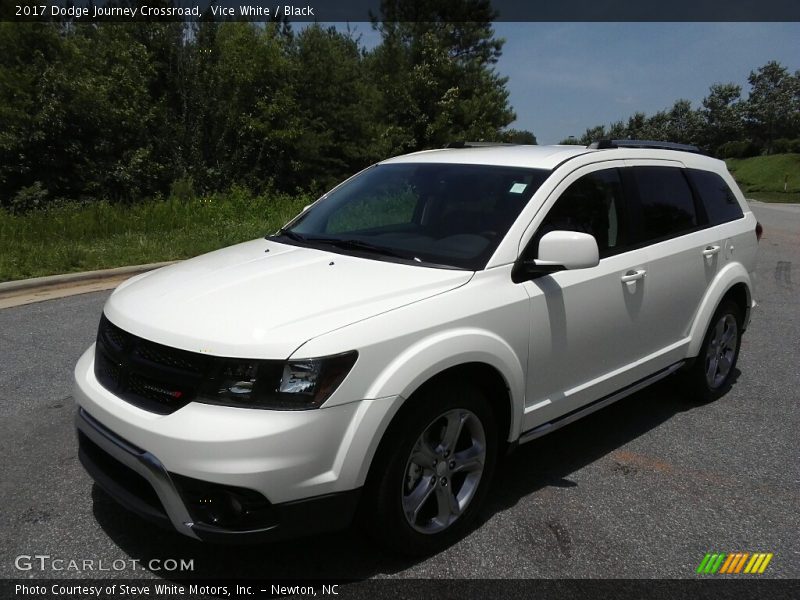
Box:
left=104, top=239, right=473, bottom=358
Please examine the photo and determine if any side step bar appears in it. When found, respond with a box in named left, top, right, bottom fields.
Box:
left=518, top=361, right=684, bottom=445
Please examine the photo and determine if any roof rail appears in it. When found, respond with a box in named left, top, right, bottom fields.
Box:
left=445, top=141, right=518, bottom=149
left=588, top=139, right=702, bottom=153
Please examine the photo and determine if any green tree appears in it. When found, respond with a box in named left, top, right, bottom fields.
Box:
left=664, top=99, right=702, bottom=144
left=640, top=110, right=669, bottom=141
left=699, top=83, right=745, bottom=154
left=606, top=120, right=627, bottom=139
left=193, top=22, right=299, bottom=192
left=573, top=125, right=607, bottom=145
left=745, top=61, right=800, bottom=153
left=126, top=19, right=190, bottom=193
left=500, top=129, right=537, bottom=144
left=0, top=23, right=159, bottom=205
left=370, top=0, right=515, bottom=153
left=624, top=112, right=647, bottom=139
left=289, top=25, right=383, bottom=191
left=0, top=22, right=65, bottom=207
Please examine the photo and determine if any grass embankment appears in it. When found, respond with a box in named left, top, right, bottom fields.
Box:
left=726, top=153, right=800, bottom=203
left=0, top=189, right=311, bottom=283
left=3, top=155, right=798, bottom=283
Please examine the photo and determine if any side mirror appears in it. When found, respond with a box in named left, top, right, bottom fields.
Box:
left=512, top=230, right=599, bottom=282
left=538, top=230, right=599, bottom=269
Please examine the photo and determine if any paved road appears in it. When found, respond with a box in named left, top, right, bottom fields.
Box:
left=0, top=203, right=797, bottom=581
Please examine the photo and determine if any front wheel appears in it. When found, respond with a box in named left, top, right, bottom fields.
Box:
left=362, top=383, right=498, bottom=555
left=683, top=300, right=742, bottom=402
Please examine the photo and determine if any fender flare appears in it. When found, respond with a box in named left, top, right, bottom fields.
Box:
left=365, top=327, right=526, bottom=441
left=686, top=262, right=752, bottom=358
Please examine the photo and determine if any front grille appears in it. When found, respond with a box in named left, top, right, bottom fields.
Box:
left=95, top=349, right=122, bottom=389
left=95, top=315, right=211, bottom=414
left=103, top=319, right=130, bottom=351
left=135, top=343, right=205, bottom=373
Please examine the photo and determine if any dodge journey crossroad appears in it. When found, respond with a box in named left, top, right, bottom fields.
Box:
left=74, top=140, right=759, bottom=554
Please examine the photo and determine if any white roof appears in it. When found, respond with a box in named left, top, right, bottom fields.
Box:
left=381, top=144, right=727, bottom=172
left=381, top=145, right=592, bottom=170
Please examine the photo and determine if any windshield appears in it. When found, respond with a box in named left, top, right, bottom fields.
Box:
left=280, top=163, right=550, bottom=270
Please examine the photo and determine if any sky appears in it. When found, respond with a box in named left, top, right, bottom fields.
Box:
left=334, top=22, right=800, bottom=145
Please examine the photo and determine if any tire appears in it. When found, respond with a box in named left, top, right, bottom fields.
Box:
left=361, top=381, right=499, bottom=556
left=683, top=299, right=742, bottom=402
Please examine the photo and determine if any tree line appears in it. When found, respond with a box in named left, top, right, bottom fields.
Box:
left=561, top=61, right=800, bottom=157
left=1, top=0, right=529, bottom=211
left=2, top=5, right=798, bottom=213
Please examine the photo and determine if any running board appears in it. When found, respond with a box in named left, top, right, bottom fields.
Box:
left=517, top=361, right=684, bottom=445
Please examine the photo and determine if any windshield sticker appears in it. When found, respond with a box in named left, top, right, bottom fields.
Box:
left=509, top=183, right=528, bottom=194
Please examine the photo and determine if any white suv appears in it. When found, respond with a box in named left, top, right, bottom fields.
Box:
left=74, top=140, right=759, bottom=554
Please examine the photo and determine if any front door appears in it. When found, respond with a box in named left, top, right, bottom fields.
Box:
left=520, top=163, right=655, bottom=432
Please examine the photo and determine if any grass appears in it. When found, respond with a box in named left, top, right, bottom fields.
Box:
left=726, top=153, right=800, bottom=203
left=0, top=188, right=311, bottom=283
left=3, top=154, right=798, bottom=282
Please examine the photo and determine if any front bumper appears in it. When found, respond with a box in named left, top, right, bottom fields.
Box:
left=76, top=407, right=361, bottom=542
left=73, top=343, right=402, bottom=542
left=74, top=344, right=400, bottom=501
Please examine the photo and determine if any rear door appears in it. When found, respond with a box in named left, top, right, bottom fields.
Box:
left=621, top=161, right=717, bottom=366
left=685, top=168, right=746, bottom=270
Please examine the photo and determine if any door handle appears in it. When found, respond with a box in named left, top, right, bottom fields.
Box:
left=702, top=245, right=721, bottom=257
left=621, top=269, right=646, bottom=283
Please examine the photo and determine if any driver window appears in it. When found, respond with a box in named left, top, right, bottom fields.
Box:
left=530, top=168, right=625, bottom=259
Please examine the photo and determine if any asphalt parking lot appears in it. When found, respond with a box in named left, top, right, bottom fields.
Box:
left=0, top=202, right=797, bottom=582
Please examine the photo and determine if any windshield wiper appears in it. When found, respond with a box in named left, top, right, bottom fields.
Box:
left=319, top=238, right=412, bottom=260
left=274, top=228, right=306, bottom=242
left=274, top=231, right=415, bottom=261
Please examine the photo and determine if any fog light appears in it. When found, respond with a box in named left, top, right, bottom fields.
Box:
left=170, top=473, right=276, bottom=531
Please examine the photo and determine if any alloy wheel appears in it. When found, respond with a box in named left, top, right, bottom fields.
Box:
left=401, top=409, right=486, bottom=534
left=704, top=313, right=738, bottom=389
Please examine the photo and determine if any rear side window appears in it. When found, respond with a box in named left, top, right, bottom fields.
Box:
left=632, top=167, right=697, bottom=241
left=687, top=169, right=744, bottom=225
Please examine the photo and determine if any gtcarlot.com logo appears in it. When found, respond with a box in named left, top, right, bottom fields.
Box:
left=696, top=552, right=774, bottom=575
left=15, top=554, right=194, bottom=572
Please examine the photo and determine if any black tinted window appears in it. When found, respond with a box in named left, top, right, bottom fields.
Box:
left=688, top=169, right=744, bottom=225
left=633, top=167, right=697, bottom=241
left=533, top=168, right=626, bottom=258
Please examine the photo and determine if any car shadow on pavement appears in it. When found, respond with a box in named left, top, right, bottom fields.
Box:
left=487, top=370, right=740, bottom=514
left=90, top=371, right=739, bottom=581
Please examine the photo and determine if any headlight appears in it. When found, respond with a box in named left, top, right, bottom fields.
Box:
left=197, top=351, right=358, bottom=410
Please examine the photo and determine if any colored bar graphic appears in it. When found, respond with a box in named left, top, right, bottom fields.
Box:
left=744, top=554, right=759, bottom=573
left=711, top=554, right=726, bottom=573
left=727, top=553, right=743, bottom=573
left=735, top=552, right=750, bottom=573
left=699, top=552, right=774, bottom=575
left=697, top=553, right=712, bottom=574
left=719, top=553, right=736, bottom=574
left=720, top=552, right=741, bottom=573
left=705, top=553, right=719, bottom=573
left=758, top=554, right=774, bottom=573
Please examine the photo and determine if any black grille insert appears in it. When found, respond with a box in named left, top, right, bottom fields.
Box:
left=95, top=315, right=211, bottom=414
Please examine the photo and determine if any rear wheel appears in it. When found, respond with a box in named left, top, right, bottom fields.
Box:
left=362, top=382, right=498, bottom=555
left=683, top=300, right=742, bottom=402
